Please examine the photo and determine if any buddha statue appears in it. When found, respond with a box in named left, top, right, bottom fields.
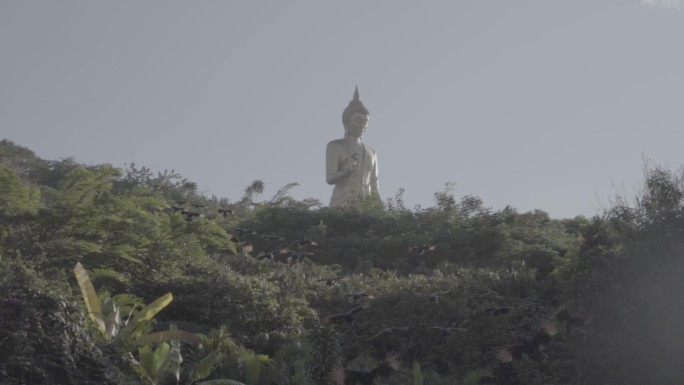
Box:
left=326, top=87, right=381, bottom=207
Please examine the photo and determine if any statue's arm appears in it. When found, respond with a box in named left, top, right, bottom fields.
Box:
left=370, top=156, right=380, bottom=195
left=326, top=142, right=350, bottom=185
left=370, top=153, right=380, bottom=197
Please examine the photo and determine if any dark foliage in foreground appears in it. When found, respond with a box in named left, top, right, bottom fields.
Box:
left=2, top=139, right=684, bottom=384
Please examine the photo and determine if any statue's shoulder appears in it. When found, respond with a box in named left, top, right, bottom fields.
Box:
left=363, top=143, right=377, bottom=155
left=326, top=138, right=345, bottom=149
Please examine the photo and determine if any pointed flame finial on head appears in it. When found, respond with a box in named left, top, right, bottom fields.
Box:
left=342, top=86, right=369, bottom=125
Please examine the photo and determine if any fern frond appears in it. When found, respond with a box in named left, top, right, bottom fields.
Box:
left=306, top=325, right=341, bottom=385
left=462, top=367, right=495, bottom=385
left=91, top=267, right=130, bottom=284
left=189, top=350, right=225, bottom=382
left=132, top=329, right=202, bottom=346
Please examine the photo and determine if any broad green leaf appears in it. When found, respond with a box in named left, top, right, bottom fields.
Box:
left=130, top=356, right=154, bottom=385
left=138, top=344, right=156, bottom=381
left=142, top=342, right=171, bottom=383
left=126, top=292, right=173, bottom=328
left=73, top=262, right=106, bottom=336
left=190, top=350, right=224, bottom=381
left=413, top=362, right=424, bottom=385
left=153, top=343, right=171, bottom=381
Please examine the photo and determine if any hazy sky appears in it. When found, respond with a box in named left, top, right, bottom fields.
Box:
left=2, top=1, right=683, bottom=218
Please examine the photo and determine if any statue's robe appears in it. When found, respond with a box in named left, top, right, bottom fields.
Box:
left=328, top=141, right=379, bottom=207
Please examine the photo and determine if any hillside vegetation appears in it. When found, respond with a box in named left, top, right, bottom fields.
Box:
left=1, top=139, right=683, bottom=385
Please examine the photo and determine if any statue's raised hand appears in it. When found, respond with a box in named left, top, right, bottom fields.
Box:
left=342, top=153, right=360, bottom=177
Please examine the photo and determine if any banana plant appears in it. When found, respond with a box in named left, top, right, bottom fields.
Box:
left=129, top=325, right=188, bottom=385
left=131, top=342, right=177, bottom=385
left=73, top=261, right=108, bottom=336
left=73, top=262, right=198, bottom=347
left=183, top=327, right=244, bottom=384
left=74, top=263, right=267, bottom=385
left=172, top=328, right=254, bottom=385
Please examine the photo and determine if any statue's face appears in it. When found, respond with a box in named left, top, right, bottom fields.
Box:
left=346, top=112, right=369, bottom=139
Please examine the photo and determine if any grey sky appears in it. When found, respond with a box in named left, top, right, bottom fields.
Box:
left=2, top=1, right=683, bottom=218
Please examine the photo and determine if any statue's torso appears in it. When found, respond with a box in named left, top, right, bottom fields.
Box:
left=328, top=139, right=378, bottom=207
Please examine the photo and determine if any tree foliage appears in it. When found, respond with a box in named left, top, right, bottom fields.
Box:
left=3, top=140, right=683, bottom=384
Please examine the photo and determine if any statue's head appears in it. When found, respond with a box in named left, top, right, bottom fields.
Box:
left=342, top=86, right=370, bottom=138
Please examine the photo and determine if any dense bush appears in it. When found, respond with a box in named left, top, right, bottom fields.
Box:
left=0, top=262, right=136, bottom=385
left=4, top=140, right=684, bottom=384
